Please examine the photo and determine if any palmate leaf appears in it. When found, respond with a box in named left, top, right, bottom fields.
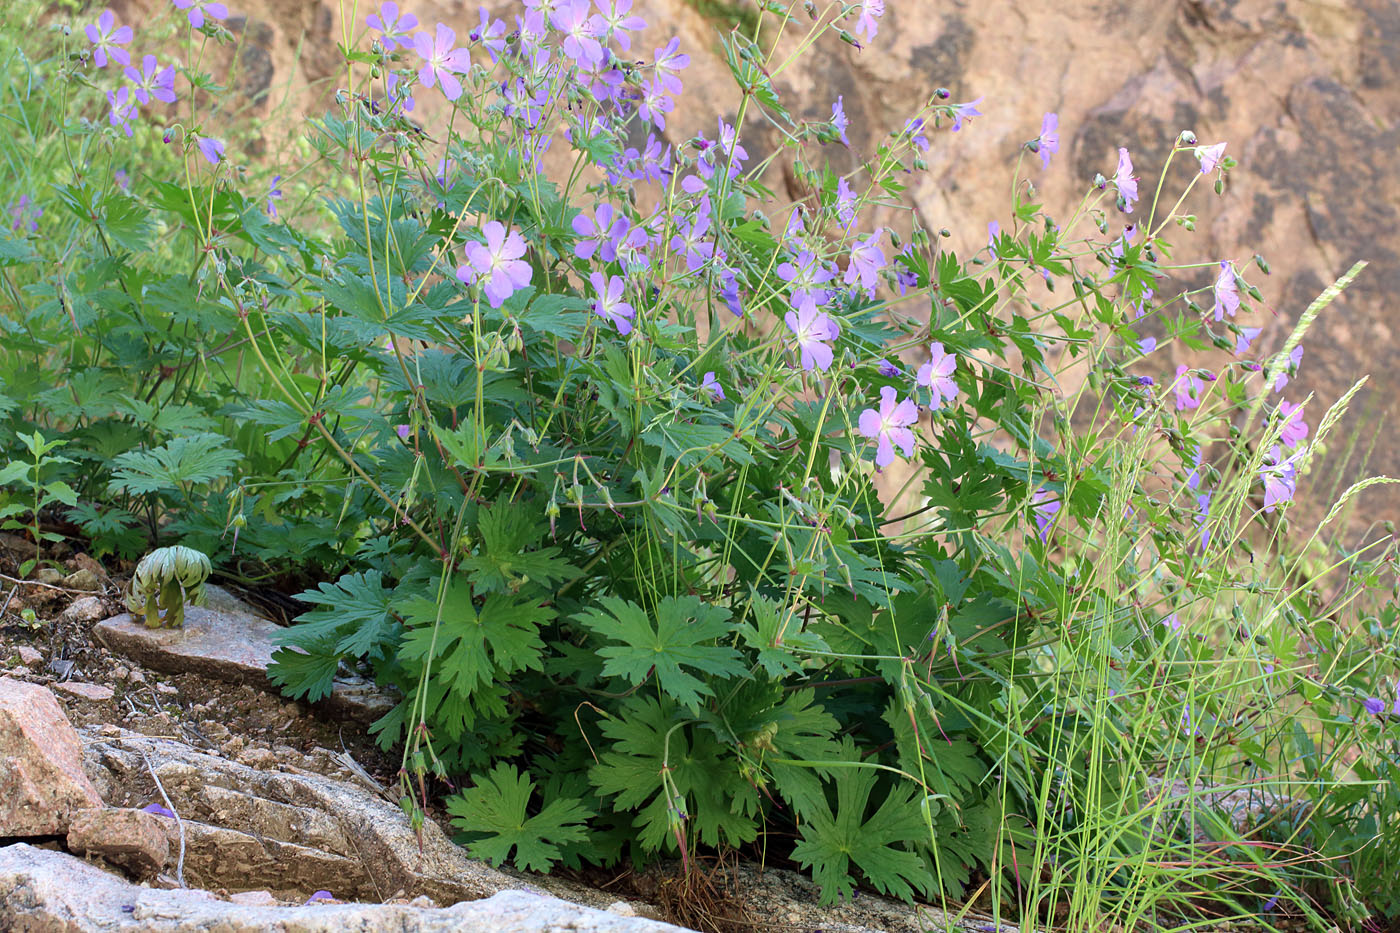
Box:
left=459, top=502, right=578, bottom=593
left=790, top=738, right=935, bottom=905
left=447, top=763, right=592, bottom=872
left=268, top=572, right=399, bottom=706
left=735, top=594, right=829, bottom=679
left=589, top=695, right=760, bottom=852
left=575, top=595, right=746, bottom=712
left=398, top=579, right=551, bottom=694
left=108, top=433, right=241, bottom=495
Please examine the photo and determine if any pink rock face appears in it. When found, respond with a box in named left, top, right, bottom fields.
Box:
left=0, top=677, right=105, bottom=835
left=54, top=682, right=116, bottom=703
left=66, top=807, right=170, bottom=878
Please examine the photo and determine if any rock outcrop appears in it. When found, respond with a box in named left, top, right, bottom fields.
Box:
left=0, top=844, right=688, bottom=933
left=0, top=677, right=105, bottom=836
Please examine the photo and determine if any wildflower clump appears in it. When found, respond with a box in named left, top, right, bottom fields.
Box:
left=4, top=0, right=1396, bottom=926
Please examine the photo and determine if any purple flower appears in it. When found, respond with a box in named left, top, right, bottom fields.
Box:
left=114, top=168, right=130, bottom=191
left=987, top=220, right=1001, bottom=256
left=777, top=250, right=835, bottom=314
left=844, top=229, right=886, bottom=292
left=613, top=223, right=653, bottom=272
left=553, top=0, right=605, bottom=66
left=916, top=342, right=958, bottom=409
left=86, top=11, right=133, bottom=68
left=858, top=386, right=919, bottom=468
left=834, top=177, right=857, bottom=229
left=637, top=79, right=674, bottom=130
left=717, top=266, right=743, bottom=318
left=1114, top=147, right=1139, bottom=212
left=306, top=891, right=335, bottom=904
left=589, top=272, right=635, bottom=334
left=831, top=96, right=850, bottom=146
left=572, top=203, right=630, bottom=262
left=670, top=201, right=714, bottom=272
left=853, top=0, right=883, bottom=43
left=1274, top=345, right=1303, bottom=392
left=124, top=55, right=177, bottom=105
left=1138, top=336, right=1157, bottom=354
left=1194, top=490, right=1212, bottom=549
left=597, top=0, right=646, bottom=51
left=1186, top=446, right=1206, bottom=491
left=140, top=803, right=176, bottom=818
left=413, top=24, right=471, bottom=101
left=1363, top=696, right=1386, bottom=716
left=1163, top=613, right=1182, bottom=632
left=106, top=87, right=138, bottom=137
left=701, top=371, right=724, bottom=401
left=7, top=195, right=42, bottom=233
left=1392, top=682, right=1399, bottom=717
left=367, top=2, right=418, bottom=50
left=457, top=221, right=533, bottom=308
left=1259, top=446, right=1297, bottom=513
left=1234, top=326, right=1262, bottom=356
left=396, top=424, right=411, bottom=440
left=266, top=175, right=283, bottom=218
left=469, top=8, right=507, bottom=61
left=384, top=72, right=415, bottom=115
left=653, top=37, right=689, bottom=96
left=172, top=0, right=229, bottom=29
left=1034, top=112, right=1059, bottom=169
left=1212, top=260, right=1240, bottom=322
left=903, top=117, right=930, bottom=152
left=951, top=97, right=983, bottom=132
left=197, top=137, right=224, bottom=165
left=1032, top=488, right=1061, bottom=541
left=785, top=306, right=839, bottom=372
left=1196, top=142, right=1226, bottom=174
left=1277, top=399, right=1308, bottom=448
left=716, top=118, right=747, bottom=168
left=1173, top=365, right=1204, bottom=411
left=877, top=359, right=902, bottom=378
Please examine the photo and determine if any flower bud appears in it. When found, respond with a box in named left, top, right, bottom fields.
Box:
left=1178, top=130, right=1197, bottom=146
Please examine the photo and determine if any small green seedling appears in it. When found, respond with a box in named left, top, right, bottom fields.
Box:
left=126, top=545, right=212, bottom=629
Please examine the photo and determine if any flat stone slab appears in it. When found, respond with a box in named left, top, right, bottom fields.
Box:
left=92, top=605, right=395, bottom=723
left=0, top=844, right=689, bottom=932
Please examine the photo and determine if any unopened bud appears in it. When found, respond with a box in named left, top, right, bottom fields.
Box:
left=1179, top=130, right=1198, bottom=146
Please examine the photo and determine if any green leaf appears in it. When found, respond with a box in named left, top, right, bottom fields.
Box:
left=447, top=763, right=592, bottom=872
left=41, top=480, right=78, bottom=508
left=575, top=595, right=746, bottom=711
left=398, top=581, right=551, bottom=694
left=266, top=643, right=342, bottom=703
left=736, top=594, right=829, bottom=679
left=0, top=461, right=32, bottom=487
left=790, top=739, right=935, bottom=905
left=271, top=570, right=399, bottom=664
left=458, top=502, right=578, bottom=593
left=108, top=434, right=241, bottom=496
left=590, top=695, right=760, bottom=851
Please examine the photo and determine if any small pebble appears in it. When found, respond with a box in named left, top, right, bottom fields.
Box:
left=228, top=890, right=278, bottom=907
